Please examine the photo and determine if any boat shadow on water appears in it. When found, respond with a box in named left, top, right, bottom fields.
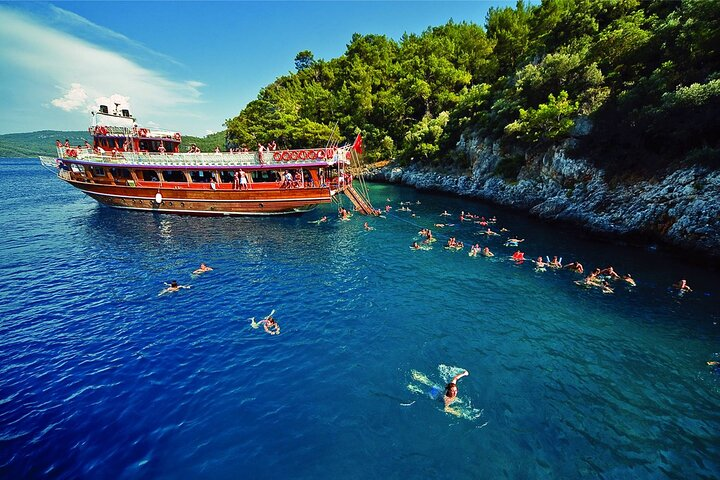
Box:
left=82, top=204, right=340, bottom=255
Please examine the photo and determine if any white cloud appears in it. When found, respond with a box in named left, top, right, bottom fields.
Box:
left=51, top=83, right=88, bottom=111
left=91, top=94, right=132, bottom=113
left=47, top=4, right=184, bottom=67
left=0, top=5, right=207, bottom=133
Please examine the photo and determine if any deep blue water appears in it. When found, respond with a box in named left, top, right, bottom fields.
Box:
left=1, top=157, right=719, bottom=479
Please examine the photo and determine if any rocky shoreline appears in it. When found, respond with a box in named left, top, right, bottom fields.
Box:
left=366, top=135, right=720, bottom=263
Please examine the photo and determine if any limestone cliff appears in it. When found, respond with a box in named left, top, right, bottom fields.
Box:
left=368, top=132, right=720, bottom=259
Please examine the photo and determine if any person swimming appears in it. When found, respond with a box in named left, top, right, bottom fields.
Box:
left=444, top=370, right=469, bottom=412
left=193, top=263, right=213, bottom=275
left=505, top=237, right=524, bottom=247
left=411, top=242, right=421, bottom=250
left=564, top=261, right=584, bottom=274
left=673, top=279, right=692, bottom=292
left=599, top=266, right=620, bottom=280
left=364, top=222, right=374, bottom=231
left=622, top=274, right=636, bottom=287
left=481, top=246, right=494, bottom=257
left=159, top=280, right=190, bottom=296
left=263, top=316, right=280, bottom=335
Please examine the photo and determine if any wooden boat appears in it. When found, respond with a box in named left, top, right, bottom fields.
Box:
left=40, top=105, right=375, bottom=216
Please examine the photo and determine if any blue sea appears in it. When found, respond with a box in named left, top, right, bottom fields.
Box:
left=1, top=157, right=719, bottom=479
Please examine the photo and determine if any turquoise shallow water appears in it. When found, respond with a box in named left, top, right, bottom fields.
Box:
left=1, top=158, right=719, bottom=479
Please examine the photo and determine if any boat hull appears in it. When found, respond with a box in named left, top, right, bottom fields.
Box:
left=65, top=179, right=331, bottom=216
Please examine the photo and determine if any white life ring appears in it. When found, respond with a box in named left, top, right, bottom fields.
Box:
left=155, top=192, right=163, bottom=204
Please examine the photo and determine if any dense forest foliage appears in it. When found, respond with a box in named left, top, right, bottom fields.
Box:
left=225, top=0, right=719, bottom=177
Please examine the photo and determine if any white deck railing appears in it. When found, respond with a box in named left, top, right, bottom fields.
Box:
left=55, top=147, right=347, bottom=168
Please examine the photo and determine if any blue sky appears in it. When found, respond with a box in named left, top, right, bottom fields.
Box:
left=0, top=1, right=514, bottom=136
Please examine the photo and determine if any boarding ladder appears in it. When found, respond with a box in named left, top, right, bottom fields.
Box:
left=341, top=183, right=376, bottom=215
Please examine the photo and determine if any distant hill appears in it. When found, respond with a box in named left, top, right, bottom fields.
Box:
left=178, top=131, right=227, bottom=153
left=0, top=130, right=91, bottom=157
left=0, top=129, right=229, bottom=158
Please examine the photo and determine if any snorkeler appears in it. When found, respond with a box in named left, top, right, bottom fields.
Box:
left=159, top=280, right=190, bottom=296
left=193, top=263, right=213, bottom=275
left=444, top=370, right=469, bottom=411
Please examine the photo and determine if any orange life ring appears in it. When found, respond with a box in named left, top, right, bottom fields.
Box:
left=326, top=148, right=335, bottom=159
left=95, top=125, right=107, bottom=135
left=139, top=128, right=149, bottom=137
left=173, top=132, right=181, bottom=141
left=290, top=151, right=299, bottom=161
left=346, top=151, right=352, bottom=160
left=306, top=150, right=316, bottom=160
left=317, top=149, right=325, bottom=159
left=66, top=148, right=77, bottom=157
left=298, top=150, right=307, bottom=160
left=281, top=151, right=290, bottom=161
left=273, top=151, right=281, bottom=161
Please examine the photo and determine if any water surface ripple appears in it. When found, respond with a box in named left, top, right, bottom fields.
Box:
left=1, top=159, right=719, bottom=479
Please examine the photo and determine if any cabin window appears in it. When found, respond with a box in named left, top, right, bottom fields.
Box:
left=252, top=170, right=278, bottom=182
left=70, top=164, right=83, bottom=173
left=110, top=168, right=131, bottom=179
left=161, top=170, right=186, bottom=182
left=141, top=170, right=159, bottom=181
left=189, top=170, right=214, bottom=183
left=219, top=171, right=234, bottom=183
left=91, top=166, right=106, bottom=176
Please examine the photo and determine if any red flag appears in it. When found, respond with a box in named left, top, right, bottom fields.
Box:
left=352, top=134, right=363, bottom=154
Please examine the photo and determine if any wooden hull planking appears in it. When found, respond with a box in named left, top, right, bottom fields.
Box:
left=66, top=179, right=331, bottom=215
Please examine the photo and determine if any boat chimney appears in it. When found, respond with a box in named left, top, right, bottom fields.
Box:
left=99, top=105, right=109, bottom=114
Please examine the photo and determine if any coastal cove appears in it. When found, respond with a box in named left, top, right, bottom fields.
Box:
left=2, top=158, right=720, bottom=478
left=367, top=140, right=720, bottom=266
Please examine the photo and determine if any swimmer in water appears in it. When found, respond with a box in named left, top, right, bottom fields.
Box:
left=159, top=280, right=190, bottom=295
left=548, top=256, right=562, bottom=269
left=672, top=279, right=692, bottom=292
left=564, top=261, right=584, bottom=274
left=363, top=222, right=374, bottom=231
left=444, top=370, right=469, bottom=412
left=440, top=210, right=451, bottom=216
left=411, top=242, right=421, bottom=250
left=193, top=263, right=213, bottom=275
left=263, top=316, right=280, bottom=335
left=622, top=274, right=636, bottom=287
left=599, top=266, right=620, bottom=280
left=481, top=246, right=494, bottom=257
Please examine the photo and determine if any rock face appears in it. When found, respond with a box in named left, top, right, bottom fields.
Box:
left=368, top=134, right=720, bottom=259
